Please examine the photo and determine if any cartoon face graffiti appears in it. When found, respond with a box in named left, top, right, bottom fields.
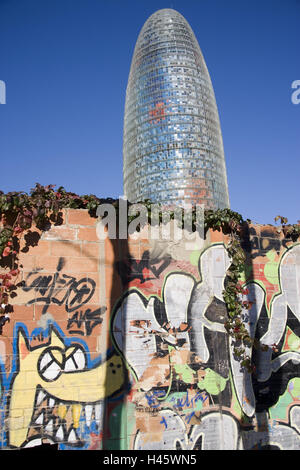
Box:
left=7, top=326, right=124, bottom=448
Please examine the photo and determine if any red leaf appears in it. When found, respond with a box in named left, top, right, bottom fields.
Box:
left=2, top=247, right=11, bottom=257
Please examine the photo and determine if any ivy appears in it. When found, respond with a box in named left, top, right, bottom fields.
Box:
left=275, top=215, right=300, bottom=241
left=0, top=184, right=299, bottom=372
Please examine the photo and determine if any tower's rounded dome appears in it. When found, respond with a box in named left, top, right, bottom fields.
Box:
left=123, top=9, right=230, bottom=209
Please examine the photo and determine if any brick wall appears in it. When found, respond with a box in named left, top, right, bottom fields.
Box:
left=1, top=209, right=300, bottom=450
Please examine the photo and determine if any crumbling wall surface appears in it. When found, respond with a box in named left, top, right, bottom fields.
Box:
left=1, top=209, right=300, bottom=450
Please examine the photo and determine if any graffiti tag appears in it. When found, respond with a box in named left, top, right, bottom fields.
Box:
left=23, top=257, right=96, bottom=315
left=67, top=307, right=106, bottom=336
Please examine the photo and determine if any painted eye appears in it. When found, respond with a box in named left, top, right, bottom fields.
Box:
left=65, top=346, right=86, bottom=372
left=38, top=348, right=63, bottom=382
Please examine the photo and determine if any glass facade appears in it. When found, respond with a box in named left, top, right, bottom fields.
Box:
left=123, top=9, right=230, bottom=209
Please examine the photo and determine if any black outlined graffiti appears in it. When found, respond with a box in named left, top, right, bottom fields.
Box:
left=23, top=257, right=96, bottom=315
left=67, top=306, right=107, bottom=336
left=116, top=250, right=171, bottom=285
left=240, top=225, right=295, bottom=259
left=113, top=243, right=300, bottom=449
left=6, top=325, right=124, bottom=448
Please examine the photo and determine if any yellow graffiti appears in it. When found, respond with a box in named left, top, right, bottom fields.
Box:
left=72, top=404, right=82, bottom=429
left=8, top=327, right=124, bottom=447
left=57, top=404, right=67, bottom=420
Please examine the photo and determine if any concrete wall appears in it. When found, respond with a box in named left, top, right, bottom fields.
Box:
left=1, top=209, right=300, bottom=450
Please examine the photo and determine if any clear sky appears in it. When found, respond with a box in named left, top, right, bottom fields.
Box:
left=0, top=0, right=299, bottom=224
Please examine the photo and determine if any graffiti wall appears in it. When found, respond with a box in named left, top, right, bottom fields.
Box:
left=0, top=210, right=300, bottom=450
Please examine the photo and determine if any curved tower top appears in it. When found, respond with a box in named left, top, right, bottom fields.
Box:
left=123, top=8, right=230, bottom=209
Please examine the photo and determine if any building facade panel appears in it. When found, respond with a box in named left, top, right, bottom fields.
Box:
left=123, top=8, right=230, bottom=209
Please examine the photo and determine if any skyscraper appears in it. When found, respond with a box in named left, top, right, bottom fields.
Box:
left=123, top=9, right=230, bottom=209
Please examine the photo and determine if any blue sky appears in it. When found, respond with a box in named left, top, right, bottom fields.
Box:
left=0, top=0, right=299, bottom=224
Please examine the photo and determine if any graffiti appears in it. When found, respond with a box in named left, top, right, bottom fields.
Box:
left=160, top=416, right=168, bottom=429
left=23, top=257, right=96, bottom=315
left=1, top=216, right=300, bottom=450
left=116, top=250, right=171, bottom=286
left=0, top=314, right=10, bottom=335
left=5, top=324, right=124, bottom=448
left=144, top=388, right=208, bottom=411
left=22, top=256, right=104, bottom=337
left=67, top=307, right=106, bottom=336
left=168, top=390, right=208, bottom=409
left=112, top=271, right=196, bottom=390
left=111, top=242, right=300, bottom=450
left=113, top=246, right=238, bottom=403
left=256, top=244, right=300, bottom=381
left=145, top=389, right=167, bottom=408
left=240, top=225, right=295, bottom=259
left=134, top=410, right=241, bottom=450
left=134, top=408, right=300, bottom=450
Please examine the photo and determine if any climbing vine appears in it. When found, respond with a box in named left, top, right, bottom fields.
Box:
left=0, top=184, right=299, bottom=371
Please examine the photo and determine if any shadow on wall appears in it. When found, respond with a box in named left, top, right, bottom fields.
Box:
left=239, top=224, right=297, bottom=449
left=102, top=233, right=130, bottom=450
left=239, top=223, right=271, bottom=449
left=3, top=211, right=300, bottom=450
left=0, top=214, right=129, bottom=451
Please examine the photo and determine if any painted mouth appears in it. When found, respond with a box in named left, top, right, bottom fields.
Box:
left=8, top=327, right=124, bottom=449
left=23, top=385, right=104, bottom=448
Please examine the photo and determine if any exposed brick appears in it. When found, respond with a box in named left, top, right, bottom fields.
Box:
left=51, top=241, right=82, bottom=257
left=34, top=304, right=67, bottom=321
left=3, top=213, right=300, bottom=450
left=60, top=257, right=99, bottom=273
left=77, top=273, right=101, bottom=304
left=21, top=240, right=51, bottom=257
left=18, top=254, right=36, bottom=271
left=78, top=227, right=99, bottom=242
left=11, top=285, right=34, bottom=306
left=32, top=255, right=64, bottom=272
left=42, top=226, right=77, bottom=241
left=46, top=319, right=69, bottom=335
left=68, top=209, right=97, bottom=226
left=260, top=225, right=281, bottom=238
left=249, top=224, right=260, bottom=237
left=104, top=238, right=117, bottom=265
left=209, top=229, right=225, bottom=243
left=83, top=335, right=98, bottom=354
left=105, top=265, right=122, bottom=307
left=82, top=242, right=100, bottom=258
left=11, top=305, right=34, bottom=321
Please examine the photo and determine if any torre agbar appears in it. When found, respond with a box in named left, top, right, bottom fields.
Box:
left=123, top=9, right=230, bottom=209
